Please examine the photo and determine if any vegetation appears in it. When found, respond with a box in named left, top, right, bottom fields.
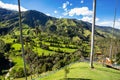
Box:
left=37, top=62, right=120, bottom=80
left=0, top=8, right=120, bottom=79
left=0, top=39, right=11, bottom=75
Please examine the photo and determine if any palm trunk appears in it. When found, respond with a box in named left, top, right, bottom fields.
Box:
left=90, top=0, right=96, bottom=68
left=18, top=0, right=27, bottom=80
left=109, top=0, right=117, bottom=61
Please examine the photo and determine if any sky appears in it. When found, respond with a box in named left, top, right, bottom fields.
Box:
left=0, top=0, right=120, bottom=29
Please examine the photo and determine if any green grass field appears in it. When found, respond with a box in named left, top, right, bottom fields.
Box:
left=33, top=47, right=56, bottom=55
left=10, top=56, right=23, bottom=67
left=15, top=62, right=120, bottom=80
left=49, top=46, right=77, bottom=53
left=2, top=37, right=14, bottom=43
left=12, top=43, right=21, bottom=50
left=35, top=62, right=120, bottom=80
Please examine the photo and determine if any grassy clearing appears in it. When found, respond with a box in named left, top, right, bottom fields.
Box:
left=33, top=47, right=55, bottom=56
left=42, top=41, right=51, bottom=46
left=49, top=46, right=77, bottom=53
left=12, top=43, right=21, bottom=50
left=2, top=38, right=14, bottom=43
left=14, top=30, right=20, bottom=35
left=36, top=62, right=120, bottom=80
left=10, top=56, right=23, bottom=67
left=84, top=30, right=91, bottom=37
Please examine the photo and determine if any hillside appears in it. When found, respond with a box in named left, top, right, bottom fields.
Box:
left=0, top=8, right=120, bottom=39
left=16, top=62, right=120, bottom=80
left=96, top=26, right=120, bottom=38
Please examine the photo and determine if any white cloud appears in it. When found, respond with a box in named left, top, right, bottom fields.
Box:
left=54, top=10, right=58, bottom=14
left=68, top=7, right=93, bottom=16
left=59, top=16, right=62, bottom=19
left=63, top=12, right=68, bottom=16
left=81, top=0, right=84, bottom=3
left=0, top=1, right=27, bottom=11
left=81, top=16, right=120, bottom=29
left=46, top=13, right=51, bottom=16
left=81, top=16, right=99, bottom=23
left=62, top=1, right=73, bottom=12
left=96, top=18, right=100, bottom=22
left=62, top=1, right=69, bottom=9
left=62, top=1, right=70, bottom=16
left=64, top=8, right=67, bottom=11
left=81, top=16, right=92, bottom=22
left=70, top=3, right=72, bottom=6
left=97, top=19, right=120, bottom=29
left=118, top=18, right=120, bottom=21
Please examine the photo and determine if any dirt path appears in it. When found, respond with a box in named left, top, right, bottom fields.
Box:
left=5, top=67, right=13, bottom=79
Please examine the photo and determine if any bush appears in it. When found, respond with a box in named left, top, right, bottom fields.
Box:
left=4, top=43, right=11, bottom=52
left=10, top=67, right=29, bottom=78
left=52, top=60, right=65, bottom=70
left=40, top=44, right=49, bottom=50
left=41, top=63, right=47, bottom=72
left=116, top=52, right=120, bottom=64
left=52, top=62, right=61, bottom=70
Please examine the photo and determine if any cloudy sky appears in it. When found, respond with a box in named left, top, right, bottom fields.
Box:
left=0, top=0, right=120, bottom=29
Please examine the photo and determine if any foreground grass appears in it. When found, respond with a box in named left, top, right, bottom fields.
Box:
left=36, top=62, right=120, bottom=80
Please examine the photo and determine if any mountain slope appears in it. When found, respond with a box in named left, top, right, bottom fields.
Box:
left=0, top=8, right=18, bottom=21
left=0, top=8, right=120, bottom=39
left=96, top=26, right=120, bottom=38
left=22, top=10, right=56, bottom=27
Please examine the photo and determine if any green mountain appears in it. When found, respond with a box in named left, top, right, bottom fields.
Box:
left=1, top=8, right=120, bottom=39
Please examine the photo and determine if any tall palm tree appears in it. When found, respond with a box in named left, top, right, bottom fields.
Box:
left=90, top=0, right=96, bottom=69
left=18, top=0, right=27, bottom=80
left=109, top=0, right=118, bottom=60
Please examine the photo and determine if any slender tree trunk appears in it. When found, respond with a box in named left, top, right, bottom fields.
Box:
left=18, top=0, right=27, bottom=80
left=90, top=0, right=96, bottom=69
left=109, top=0, right=117, bottom=60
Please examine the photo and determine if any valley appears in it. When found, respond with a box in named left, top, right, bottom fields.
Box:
left=0, top=8, right=120, bottom=80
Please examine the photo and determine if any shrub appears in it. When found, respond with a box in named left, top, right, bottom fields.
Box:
left=52, top=62, right=61, bottom=70
left=41, top=63, right=47, bottom=72
left=10, top=67, right=29, bottom=78
left=52, top=60, right=65, bottom=70
left=116, top=52, right=120, bottom=64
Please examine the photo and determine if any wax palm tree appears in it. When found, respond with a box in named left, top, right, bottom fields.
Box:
left=90, top=0, right=96, bottom=68
left=18, top=0, right=27, bottom=80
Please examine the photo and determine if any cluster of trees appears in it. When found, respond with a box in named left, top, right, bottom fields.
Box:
left=45, top=19, right=90, bottom=41
left=10, top=47, right=81, bottom=78
left=0, top=39, right=12, bottom=74
left=95, top=38, right=120, bottom=64
left=27, top=48, right=81, bottom=72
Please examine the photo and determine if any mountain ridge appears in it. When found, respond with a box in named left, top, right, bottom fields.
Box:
left=0, top=8, right=120, bottom=38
